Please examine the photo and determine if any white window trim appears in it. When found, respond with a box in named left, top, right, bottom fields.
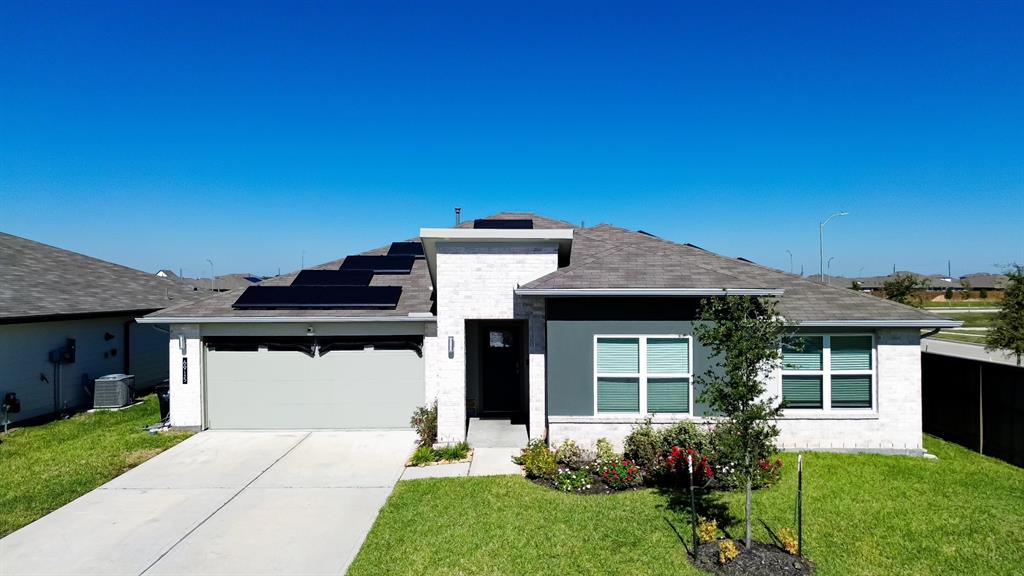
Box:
left=593, top=334, right=694, bottom=416
left=780, top=333, right=877, bottom=414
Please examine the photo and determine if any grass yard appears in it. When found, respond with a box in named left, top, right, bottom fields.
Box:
left=928, top=332, right=988, bottom=345
left=934, top=312, right=998, bottom=328
left=0, top=395, right=191, bottom=537
left=349, top=436, right=1024, bottom=576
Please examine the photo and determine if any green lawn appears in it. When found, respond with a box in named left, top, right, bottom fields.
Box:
left=933, top=312, right=998, bottom=328
left=0, top=395, right=191, bottom=537
left=928, top=332, right=988, bottom=344
left=349, top=436, right=1024, bottom=576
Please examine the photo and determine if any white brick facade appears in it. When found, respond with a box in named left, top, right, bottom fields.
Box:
left=431, top=242, right=558, bottom=443
left=775, top=328, right=923, bottom=454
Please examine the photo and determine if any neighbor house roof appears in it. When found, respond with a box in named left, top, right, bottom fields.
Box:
left=0, top=232, right=197, bottom=322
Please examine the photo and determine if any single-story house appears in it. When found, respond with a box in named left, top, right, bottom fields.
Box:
left=0, top=232, right=195, bottom=423
left=142, top=213, right=959, bottom=454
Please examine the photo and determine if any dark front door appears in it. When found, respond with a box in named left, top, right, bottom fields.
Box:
left=480, top=323, right=523, bottom=416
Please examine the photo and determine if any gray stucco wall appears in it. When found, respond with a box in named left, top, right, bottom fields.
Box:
left=547, top=320, right=716, bottom=417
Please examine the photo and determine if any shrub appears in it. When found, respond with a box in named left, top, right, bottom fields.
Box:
left=516, top=439, right=557, bottom=479
left=410, top=446, right=434, bottom=466
left=554, top=468, right=591, bottom=493
left=980, top=288, right=989, bottom=300
left=410, top=402, right=437, bottom=447
left=435, top=442, right=470, bottom=462
left=595, top=437, right=617, bottom=464
left=709, top=421, right=782, bottom=490
left=624, top=419, right=666, bottom=476
left=697, top=517, right=718, bottom=544
left=779, top=528, right=798, bottom=555
left=554, top=440, right=585, bottom=468
left=718, top=540, right=740, bottom=565
left=665, top=446, right=715, bottom=486
left=597, top=458, right=642, bottom=490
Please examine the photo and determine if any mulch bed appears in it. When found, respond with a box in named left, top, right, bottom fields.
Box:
left=693, top=540, right=814, bottom=576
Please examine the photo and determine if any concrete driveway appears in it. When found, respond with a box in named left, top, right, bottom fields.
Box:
left=0, top=430, right=416, bottom=576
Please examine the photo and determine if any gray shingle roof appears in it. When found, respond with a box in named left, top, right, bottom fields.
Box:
left=145, top=212, right=951, bottom=325
left=0, top=232, right=199, bottom=321
left=521, top=224, right=951, bottom=324
left=145, top=246, right=434, bottom=319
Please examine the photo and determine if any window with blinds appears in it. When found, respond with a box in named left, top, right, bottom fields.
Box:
left=781, top=334, right=874, bottom=411
left=595, top=336, right=691, bottom=415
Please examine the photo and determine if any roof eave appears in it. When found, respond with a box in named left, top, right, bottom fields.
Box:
left=514, top=288, right=785, bottom=297
left=136, top=314, right=436, bottom=324
left=795, top=319, right=962, bottom=328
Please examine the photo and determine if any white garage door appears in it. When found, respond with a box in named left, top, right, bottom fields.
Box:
left=205, top=344, right=424, bottom=429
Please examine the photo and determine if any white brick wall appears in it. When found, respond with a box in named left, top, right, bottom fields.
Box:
left=431, top=242, right=558, bottom=443
left=776, top=328, right=923, bottom=454
left=551, top=329, right=925, bottom=455
left=168, top=323, right=203, bottom=428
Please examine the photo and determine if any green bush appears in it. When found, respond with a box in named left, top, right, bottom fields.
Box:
left=410, top=446, right=434, bottom=466
left=554, top=439, right=585, bottom=467
left=410, top=402, right=437, bottom=448
left=595, top=437, right=617, bottom=464
left=516, top=439, right=557, bottom=479
left=623, top=419, right=666, bottom=476
left=597, top=458, right=643, bottom=490
left=623, top=419, right=712, bottom=480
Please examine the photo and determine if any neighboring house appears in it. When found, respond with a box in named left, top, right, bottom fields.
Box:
left=157, top=270, right=265, bottom=292
left=142, top=212, right=958, bottom=455
left=0, top=232, right=196, bottom=423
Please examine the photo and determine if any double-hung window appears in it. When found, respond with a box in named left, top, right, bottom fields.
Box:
left=781, top=335, right=874, bottom=410
left=595, top=336, right=692, bottom=415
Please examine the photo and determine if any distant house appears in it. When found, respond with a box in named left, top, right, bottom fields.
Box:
left=158, top=270, right=264, bottom=292
left=1, top=232, right=197, bottom=424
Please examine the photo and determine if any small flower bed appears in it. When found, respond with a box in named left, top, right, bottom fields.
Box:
left=596, top=458, right=643, bottom=489
left=518, top=438, right=646, bottom=494
left=407, top=442, right=472, bottom=467
left=553, top=468, right=591, bottom=493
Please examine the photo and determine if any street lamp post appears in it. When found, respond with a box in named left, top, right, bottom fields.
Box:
left=786, top=250, right=793, bottom=274
left=827, top=257, right=836, bottom=285
left=207, top=259, right=215, bottom=291
left=819, top=211, right=848, bottom=283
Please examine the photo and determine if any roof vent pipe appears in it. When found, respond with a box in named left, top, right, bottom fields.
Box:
left=455, top=207, right=461, bottom=226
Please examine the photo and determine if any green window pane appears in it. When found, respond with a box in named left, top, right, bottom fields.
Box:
left=831, top=336, right=872, bottom=371
left=783, top=337, right=823, bottom=370
left=597, top=378, right=640, bottom=413
left=647, top=338, right=689, bottom=374
left=783, top=376, right=823, bottom=409
left=831, top=376, right=872, bottom=408
left=647, top=378, right=689, bottom=413
left=596, top=338, right=639, bottom=374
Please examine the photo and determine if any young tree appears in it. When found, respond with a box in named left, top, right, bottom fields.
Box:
left=693, top=296, right=788, bottom=548
left=986, top=265, right=1024, bottom=365
left=882, top=273, right=928, bottom=306
left=850, top=280, right=863, bottom=291
left=944, top=287, right=954, bottom=301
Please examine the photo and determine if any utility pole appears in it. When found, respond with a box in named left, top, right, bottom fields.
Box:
left=819, top=212, right=848, bottom=283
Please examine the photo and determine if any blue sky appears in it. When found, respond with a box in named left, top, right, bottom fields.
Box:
left=2, top=1, right=1021, bottom=279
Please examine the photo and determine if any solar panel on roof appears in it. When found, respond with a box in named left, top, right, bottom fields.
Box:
left=339, top=255, right=414, bottom=274
left=292, top=269, right=373, bottom=286
left=232, top=285, right=401, bottom=309
left=473, top=219, right=534, bottom=229
left=387, top=242, right=425, bottom=258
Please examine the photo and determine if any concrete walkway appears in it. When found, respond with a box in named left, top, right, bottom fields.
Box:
left=0, top=430, right=416, bottom=576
